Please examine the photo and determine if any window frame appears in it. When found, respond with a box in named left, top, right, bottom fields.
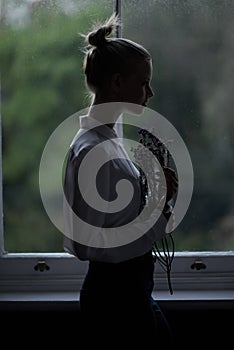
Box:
left=0, top=0, right=234, bottom=308
left=1, top=251, right=234, bottom=306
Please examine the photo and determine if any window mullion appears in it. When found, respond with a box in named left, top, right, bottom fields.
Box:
left=114, top=0, right=122, bottom=37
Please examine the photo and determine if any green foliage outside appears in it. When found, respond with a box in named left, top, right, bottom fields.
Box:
left=122, top=0, right=234, bottom=251
left=0, top=0, right=112, bottom=252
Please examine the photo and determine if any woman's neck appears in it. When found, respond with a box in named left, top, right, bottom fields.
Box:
left=88, top=94, right=122, bottom=129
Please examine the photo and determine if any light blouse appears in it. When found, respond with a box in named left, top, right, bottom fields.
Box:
left=63, top=115, right=169, bottom=263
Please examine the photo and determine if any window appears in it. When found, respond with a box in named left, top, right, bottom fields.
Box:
left=0, top=0, right=233, bottom=304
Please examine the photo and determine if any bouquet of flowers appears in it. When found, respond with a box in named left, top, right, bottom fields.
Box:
left=131, top=128, right=176, bottom=295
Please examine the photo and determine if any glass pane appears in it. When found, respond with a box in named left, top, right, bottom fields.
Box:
left=0, top=0, right=113, bottom=252
left=122, top=0, right=234, bottom=251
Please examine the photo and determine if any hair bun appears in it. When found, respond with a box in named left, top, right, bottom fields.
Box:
left=86, top=13, right=120, bottom=48
left=87, top=26, right=109, bottom=47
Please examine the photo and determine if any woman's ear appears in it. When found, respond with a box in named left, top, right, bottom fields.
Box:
left=110, top=72, right=123, bottom=95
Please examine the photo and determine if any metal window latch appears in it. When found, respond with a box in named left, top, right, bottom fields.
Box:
left=34, top=260, right=50, bottom=272
left=191, top=260, right=207, bottom=270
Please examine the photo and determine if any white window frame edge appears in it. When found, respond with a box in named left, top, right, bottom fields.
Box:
left=0, top=78, right=4, bottom=257
left=0, top=252, right=234, bottom=305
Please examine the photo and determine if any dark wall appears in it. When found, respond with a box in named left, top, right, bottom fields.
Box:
left=1, top=301, right=233, bottom=347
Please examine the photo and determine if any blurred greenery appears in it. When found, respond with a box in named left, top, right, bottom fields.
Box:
left=0, top=0, right=112, bottom=252
left=0, top=0, right=234, bottom=252
left=122, top=0, right=234, bottom=251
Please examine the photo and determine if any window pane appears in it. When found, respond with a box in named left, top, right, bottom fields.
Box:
left=122, top=0, right=234, bottom=251
left=1, top=0, right=113, bottom=252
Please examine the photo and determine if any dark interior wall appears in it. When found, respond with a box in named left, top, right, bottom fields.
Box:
left=1, top=302, right=233, bottom=347
left=165, top=308, right=233, bottom=345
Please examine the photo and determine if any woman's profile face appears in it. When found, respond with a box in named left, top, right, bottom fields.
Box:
left=119, top=59, right=154, bottom=108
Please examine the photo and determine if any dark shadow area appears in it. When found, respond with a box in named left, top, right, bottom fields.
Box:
left=1, top=302, right=233, bottom=347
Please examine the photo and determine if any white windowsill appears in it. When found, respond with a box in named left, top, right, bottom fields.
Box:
left=0, top=290, right=234, bottom=312
left=1, top=252, right=234, bottom=310
left=0, top=290, right=234, bottom=301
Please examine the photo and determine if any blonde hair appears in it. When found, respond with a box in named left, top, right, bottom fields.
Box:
left=83, top=13, right=151, bottom=93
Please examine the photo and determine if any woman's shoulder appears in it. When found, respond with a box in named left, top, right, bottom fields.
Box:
left=70, top=128, right=104, bottom=157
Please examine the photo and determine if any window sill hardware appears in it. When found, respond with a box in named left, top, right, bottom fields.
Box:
left=34, top=260, right=50, bottom=272
left=191, top=260, right=207, bottom=270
